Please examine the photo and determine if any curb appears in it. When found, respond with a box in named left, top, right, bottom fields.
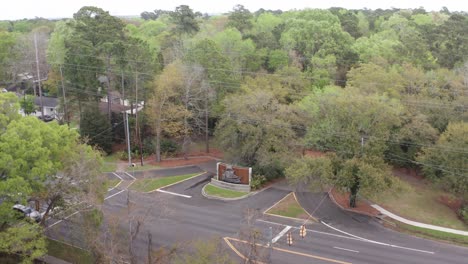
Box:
left=201, top=183, right=252, bottom=201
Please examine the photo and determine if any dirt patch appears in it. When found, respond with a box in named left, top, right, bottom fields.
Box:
left=392, top=167, right=425, bottom=183
left=438, top=195, right=463, bottom=213
left=330, top=188, right=379, bottom=217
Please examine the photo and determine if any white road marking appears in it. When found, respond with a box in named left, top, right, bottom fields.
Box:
left=112, top=172, right=123, bottom=180
left=46, top=211, right=80, bottom=229
left=272, top=225, right=292, bottom=243
left=257, top=219, right=365, bottom=241
left=104, top=189, right=126, bottom=200
left=321, top=221, right=435, bottom=255
left=333, top=246, right=359, bottom=253
left=156, top=189, right=192, bottom=198
left=124, top=171, right=136, bottom=180
left=256, top=219, right=435, bottom=255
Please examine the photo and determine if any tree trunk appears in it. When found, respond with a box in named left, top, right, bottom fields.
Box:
left=205, top=95, right=209, bottom=153
left=156, top=125, right=161, bottom=163
left=349, top=181, right=359, bottom=208
left=106, top=55, right=112, bottom=121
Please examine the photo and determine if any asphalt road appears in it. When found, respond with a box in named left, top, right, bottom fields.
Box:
left=46, top=162, right=468, bottom=263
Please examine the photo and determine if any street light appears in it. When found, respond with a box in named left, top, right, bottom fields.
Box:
left=300, top=225, right=307, bottom=238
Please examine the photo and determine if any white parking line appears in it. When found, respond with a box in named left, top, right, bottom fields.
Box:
left=112, top=172, right=123, bottom=180
left=46, top=211, right=80, bottom=229
left=104, top=189, right=126, bottom=200
left=333, top=246, right=359, bottom=253
left=156, top=189, right=191, bottom=198
left=272, top=225, right=292, bottom=243
left=124, top=171, right=136, bottom=180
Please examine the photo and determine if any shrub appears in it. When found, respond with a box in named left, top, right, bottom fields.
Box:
left=160, top=138, right=179, bottom=154
left=459, top=204, right=468, bottom=224
left=142, top=138, right=155, bottom=155
left=253, top=162, right=284, bottom=181
left=251, top=174, right=267, bottom=190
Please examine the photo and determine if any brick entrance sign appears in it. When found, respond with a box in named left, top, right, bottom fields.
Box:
left=213, top=162, right=252, bottom=192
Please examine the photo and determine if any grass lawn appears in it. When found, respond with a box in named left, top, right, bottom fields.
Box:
left=371, top=171, right=468, bottom=231
left=47, top=238, right=94, bottom=263
left=100, top=162, right=117, bottom=173
left=204, top=184, right=248, bottom=198
left=129, top=173, right=199, bottom=192
left=125, top=163, right=160, bottom=172
left=266, top=193, right=309, bottom=220
left=388, top=220, right=468, bottom=246
left=100, top=153, right=121, bottom=172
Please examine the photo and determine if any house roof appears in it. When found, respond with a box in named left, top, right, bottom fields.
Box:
left=98, top=101, right=132, bottom=114
left=34, top=96, right=58, bottom=108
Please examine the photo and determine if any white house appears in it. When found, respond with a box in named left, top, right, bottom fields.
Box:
left=32, top=96, right=61, bottom=118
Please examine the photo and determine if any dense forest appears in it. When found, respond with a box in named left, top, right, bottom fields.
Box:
left=1, top=5, right=467, bottom=217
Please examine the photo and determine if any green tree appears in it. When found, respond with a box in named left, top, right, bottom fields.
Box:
left=0, top=223, right=46, bottom=264
left=0, top=31, right=17, bottom=81
left=146, top=63, right=187, bottom=162
left=170, top=5, right=201, bottom=35
left=426, top=14, right=468, bottom=68
left=80, top=105, right=113, bottom=154
left=214, top=28, right=256, bottom=73
left=386, top=112, right=438, bottom=168
left=0, top=92, right=21, bottom=132
left=346, top=62, right=404, bottom=97
left=0, top=113, right=104, bottom=261
left=299, top=87, right=402, bottom=206
left=66, top=6, right=126, bottom=120
left=227, top=4, right=253, bottom=34
left=19, top=95, right=35, bottom=115
left=215, top=89, right=303, bottom=178
left=417, top=122, right=468, bottom=201
left=280, top=9, right=356, bottom=80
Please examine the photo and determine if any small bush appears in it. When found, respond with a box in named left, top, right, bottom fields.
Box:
left=142, top=138, right=155, bottom=155
left=253, top=162, right=284, bottom=181
left=459, top=204, right=468, bottom=224
left=160, top=138, right=179, bottom=154
left=251, top=174, right=267, bottom=190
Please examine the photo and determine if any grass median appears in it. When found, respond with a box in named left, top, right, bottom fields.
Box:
left=129, top=173, right=200, bottom=192
left=387, top=220, right=468, bottom=246
left=47, top=238, right=94, bottom=263
left=204, top=184, right=248, bottom=199
left=265, top=193, right=309, bottom=220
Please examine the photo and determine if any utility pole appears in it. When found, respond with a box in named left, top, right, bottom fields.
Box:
left=121, top=71, right=125, bottom=105
left=125, top=112, right=132, bottom=167
left=34, top=33, right=44, bottom=119
left=59, top=66, right=68, bottom=125
left=135, top=72, right=144, bottom=166
left=106, top=55, right=112, bottom=120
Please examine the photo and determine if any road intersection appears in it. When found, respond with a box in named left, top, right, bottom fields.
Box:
left=45, top=161, right=468, bottom=263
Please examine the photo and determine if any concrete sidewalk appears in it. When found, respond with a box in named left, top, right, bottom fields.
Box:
left=371, top=204, right=468, bottom=236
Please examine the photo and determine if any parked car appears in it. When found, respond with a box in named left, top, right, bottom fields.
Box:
left=38, top=115, right=54, bottom=122
left=12, top=204, right=43, bottom=222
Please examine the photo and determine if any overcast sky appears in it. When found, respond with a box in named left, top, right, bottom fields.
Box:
left=1, top=0, right=467, bottom=20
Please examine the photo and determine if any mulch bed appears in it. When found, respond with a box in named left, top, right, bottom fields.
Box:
left=330, top=188, right=380, bottom=217
left=151, top=157, right=218, bottom=167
